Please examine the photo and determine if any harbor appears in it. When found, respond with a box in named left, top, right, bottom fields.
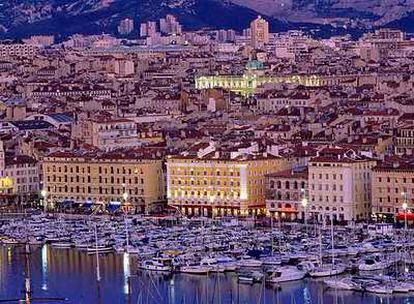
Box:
left=2, top=213, right=414, bottom=303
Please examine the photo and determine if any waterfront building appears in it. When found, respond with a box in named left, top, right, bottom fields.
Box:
left=166, top=143, right=293, bottom=217
left=250, top=16, right=269, bottom=49
left=265, top=167, right=308, bottom=220
left=371, top=158, right=414, bottom=221
left=42, top=149, right=165, bottom=213
left=308, top=147, right=376, bottom=223
left=0, top=141, right=39, bottom=205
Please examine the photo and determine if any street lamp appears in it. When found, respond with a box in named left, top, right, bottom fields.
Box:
left=402, top=192, right=408, bottom=232
left=301, top=197, right=308, bottom=234
left=300, top=188, right=308, bottom=234
left=40, top=189, right=47, bottom=213
left=123, top=186, right=129, bottom=213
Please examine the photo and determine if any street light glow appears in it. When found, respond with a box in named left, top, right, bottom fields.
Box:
left=123, top=192, right=129, bottom=201
left=41, top=189, right=47, bottom=198
left=301, top=197, right=308, bottom=207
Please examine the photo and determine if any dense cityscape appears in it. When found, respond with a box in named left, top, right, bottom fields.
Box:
left=1, top=12, right=414, bottom=304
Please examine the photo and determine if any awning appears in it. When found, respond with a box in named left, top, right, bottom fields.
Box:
left=396, top=213, right=414, bottom=221
left=82, top=201, right=93, bottom=209
left=107, top=201, right=121, bottom=213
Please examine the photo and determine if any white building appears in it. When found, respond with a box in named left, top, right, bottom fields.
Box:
left=308, top=147, right=376, bottom=223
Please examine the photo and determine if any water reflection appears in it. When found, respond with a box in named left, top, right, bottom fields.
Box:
left=41, top=244, right=48, bottom=291
left=0, top=245, right=414, bottom=304
left=123, top=252, right=130, bottom=295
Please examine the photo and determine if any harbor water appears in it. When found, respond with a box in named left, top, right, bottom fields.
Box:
left=1, top=245, right=413, bottom=304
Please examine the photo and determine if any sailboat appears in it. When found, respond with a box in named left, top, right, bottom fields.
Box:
left=309, top=218, right=345, bottom=277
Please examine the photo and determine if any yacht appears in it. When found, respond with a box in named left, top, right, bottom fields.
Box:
left=261, top=256, right=282, bottom=266
left=140, top=259, right=172, bottom=272
left=365, top=283, right=394, bottom=294
left=391, top=281, right=413, bottom=293
left=200, top=257, right=225, bottom=272
left=179, top=264, right=210, bottom=275
left=267, top=266, right=306, bottom=283
left=309, top=264, right=346, bottom=277
left=324, top=277, right=362, bottom=291
left=51, top=242, right=73, bottom=249
left=358, top=254, right=391, bottom=271
left=237, top=256, right=263, bottom=268
left=238, top=270, right=264, bottom=283
left=86, top=246, right=113, bottom=254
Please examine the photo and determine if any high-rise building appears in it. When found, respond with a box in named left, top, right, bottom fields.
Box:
left=118, top=18, right=134, bottom=35
left=250, top=16, right=269, bottom=49
left=159, top=15, right=182, bottom=35
left=216, top=30, right=236, bottom=43
left=140, top=23, right=148, bottom=37
left=140, top=21, right=158, bottom=37
left=147, top=21, right=158, bottom=37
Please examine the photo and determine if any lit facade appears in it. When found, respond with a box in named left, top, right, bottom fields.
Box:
left=0, top=141, right=39, bottom=205
left=42, top=151, right=165, bottom=213
left=371, top=162, right=414, bottom=220
left=167, top=155, right=292, bottom=217
left=308, top=150, right=376, bottom=223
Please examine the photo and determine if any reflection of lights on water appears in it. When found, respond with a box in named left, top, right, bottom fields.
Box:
left=405, top=267, right=409, bottom=273
left=123, top=253, right=130, bottom=295
left=41, top=244, right=48, bottom=291
left=6, top=247, right=11, bottom=265
left=169, top=278, right=175, bottom=303
left=303, top=286, right=311, bottom=304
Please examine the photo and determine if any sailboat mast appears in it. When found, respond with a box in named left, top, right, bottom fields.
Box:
left=125, top=216, right=129, bottom=248
left=330, top=218, right=334, bottom=265
left=271, top=215, right=273, bottom=256
left=95, top=224, right=101, bottom=282
left=319, top=226, right=322, bottom=266
left=24, top=243, right=32, bottom=304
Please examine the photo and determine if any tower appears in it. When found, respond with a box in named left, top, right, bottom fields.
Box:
left=250, top=16, right=269, bottom=49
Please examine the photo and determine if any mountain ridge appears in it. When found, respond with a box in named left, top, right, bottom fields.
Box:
left=0, top=0, right=413, bottom=40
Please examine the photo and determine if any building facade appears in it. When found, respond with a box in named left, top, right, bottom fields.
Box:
left=42, top=150, right=165, bottom=213
left=308, top=148, right=376, bottom=223
left=395, top=125, right=414, bottom=156
left=265, top=167, right=308, bottom=220
left=72, top=117, right=139, bottom=151
left=250, top=16, right=269, bottom=49
left=0, top=141, right=39, bottom=205
left=167, top=151, right=292, bottom=217
left=371, top=160, right=414, bottom=221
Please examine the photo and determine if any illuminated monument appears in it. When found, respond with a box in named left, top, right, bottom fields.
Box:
left=195, top=60, right=322, bottom=96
